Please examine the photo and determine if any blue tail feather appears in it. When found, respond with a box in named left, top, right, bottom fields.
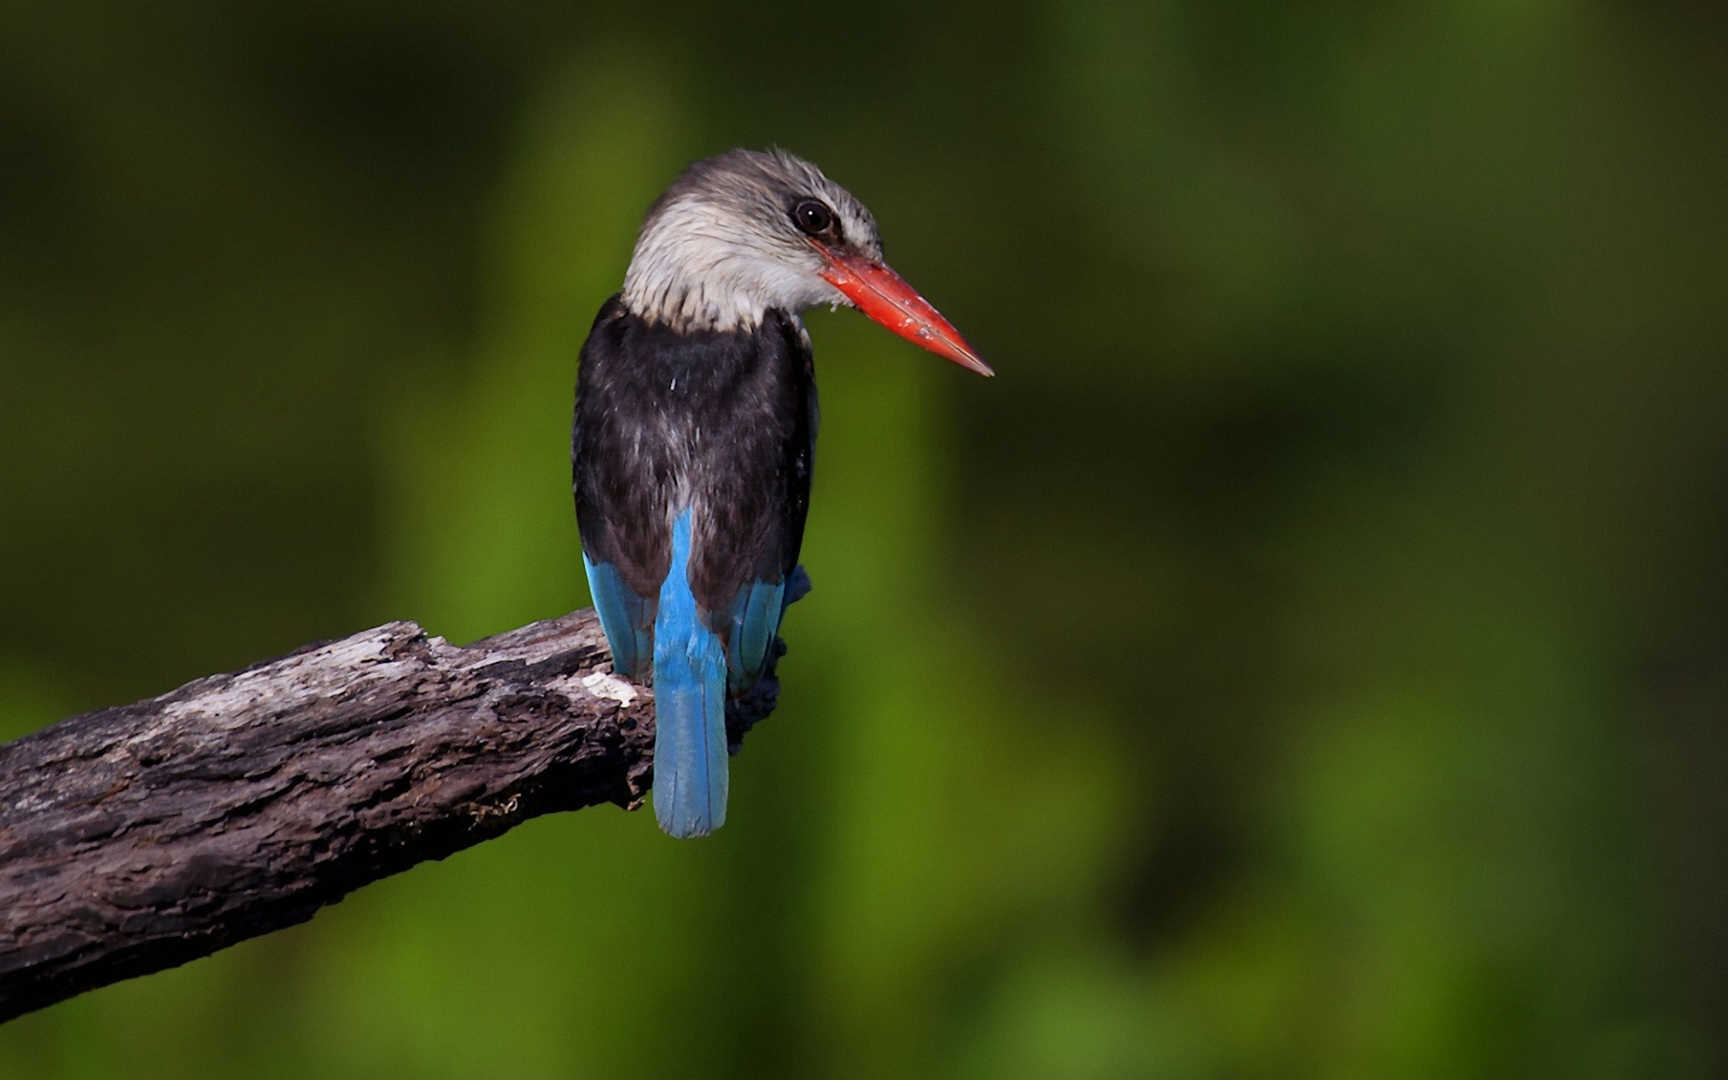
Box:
left=651, top=510, right=729, bottom=838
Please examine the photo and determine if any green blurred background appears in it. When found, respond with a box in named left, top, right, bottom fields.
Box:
left=3, top=2, right=1723, bottom=1076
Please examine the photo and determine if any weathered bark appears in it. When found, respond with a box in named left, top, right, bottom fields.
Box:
left=0, top=593, right=795, bottom=1023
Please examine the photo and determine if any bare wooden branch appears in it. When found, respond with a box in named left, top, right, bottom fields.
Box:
left=0, top=595, right=794, bottom=1023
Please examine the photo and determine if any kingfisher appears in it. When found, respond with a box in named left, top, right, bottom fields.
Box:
left=572, top=149, right=990, bottom=838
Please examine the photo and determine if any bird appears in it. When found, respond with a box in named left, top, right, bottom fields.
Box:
left=572, top=148, right=990, bottom=838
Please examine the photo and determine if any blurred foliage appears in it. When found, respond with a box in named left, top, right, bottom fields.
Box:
left=2, top=2, right=1724, bottom=1077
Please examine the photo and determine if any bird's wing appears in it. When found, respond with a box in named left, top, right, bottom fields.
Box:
left=722, top=578, right=787, bottom=691
left=689, top=309, right=817, bottom=692
left=572, top=297, right=669, bottom=680
left=581, top=555, right=654, bottom=679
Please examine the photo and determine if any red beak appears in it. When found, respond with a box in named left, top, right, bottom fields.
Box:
left=815, top=246, right=994, bottom=377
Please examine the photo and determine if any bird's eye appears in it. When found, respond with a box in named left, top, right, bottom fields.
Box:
left=791, top=199, right=833, bottom=236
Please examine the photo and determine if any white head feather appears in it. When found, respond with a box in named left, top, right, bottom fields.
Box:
left=621, top=149, right=884, bottom=333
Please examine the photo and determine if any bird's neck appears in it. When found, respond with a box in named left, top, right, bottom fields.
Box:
left=620, top=269, right=771, bottom=335
left=619, top=210, right=777, bottom=334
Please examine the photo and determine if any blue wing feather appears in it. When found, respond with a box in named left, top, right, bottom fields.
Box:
left=582, top=555, right=654, bottom=679
left=725, top=579, right=786, bottom=691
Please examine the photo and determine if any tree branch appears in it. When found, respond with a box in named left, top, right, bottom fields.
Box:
left=0, top=586, right=798, bottom=1023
